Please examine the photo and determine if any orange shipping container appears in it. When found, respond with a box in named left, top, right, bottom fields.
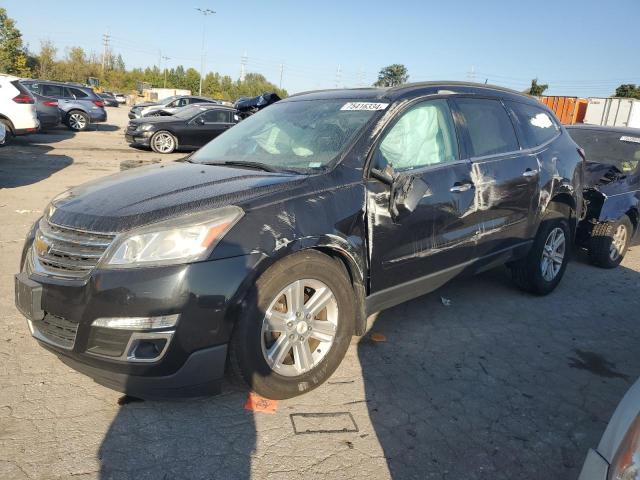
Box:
left=538, top=96, right=587, bottom=124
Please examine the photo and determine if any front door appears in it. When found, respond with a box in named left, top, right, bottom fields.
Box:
left=184, top=109, right=233, bottom=148
left=367, top=98, right=477, bottom=299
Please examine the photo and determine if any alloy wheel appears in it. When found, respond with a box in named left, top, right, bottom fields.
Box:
left=69, top=113, right=87, bottom=130
left=540, top=227, right=566, bottom=281
left=152, top=132, right=175, bottom=153
left=261, top=279, right=338, bottom=377
left=610, top=224, right=628, bottom=261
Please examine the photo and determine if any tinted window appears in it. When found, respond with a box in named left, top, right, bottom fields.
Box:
left=507, top=101, right=559, bottom=148
left=41, top=84, right=64, bottom=98
left=67, top=88, right=88, bottom=99
left=202, top=110, right=230, bottom=123
left=456, top=98, right=519, bottom=157
left=23, top=82, right=39, bottom=94
left=568, top=128, right=640, bottom=173
left=379, top=99, right=458, bottom=171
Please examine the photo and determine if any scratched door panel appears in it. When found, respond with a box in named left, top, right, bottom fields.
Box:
left=367, top=161, right=476, bottom=292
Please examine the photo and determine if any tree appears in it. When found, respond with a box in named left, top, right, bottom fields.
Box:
left=0, top=7, right=31, bottom=76
left=528, top=78, right=548, bottom=96
left=615, top=84, right=640, bottom=99
left=37, top=40, right=57, bottom=79
left=374, top=64, right=409, bottom=87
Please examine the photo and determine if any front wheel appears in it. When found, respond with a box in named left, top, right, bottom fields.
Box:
left=150, top=130, right=177, bottom=153
left=588, top=215, right=632, bottom=269
left=229, top=250, right=355, bottom=399
left=66, top=111, right=90, bottom=131
left=510, top=218, right=571, bottom=295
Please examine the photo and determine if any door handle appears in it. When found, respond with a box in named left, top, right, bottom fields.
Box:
left=450, top=182, right=474, bottom=193
left=522, top=169, right=538, bottom=177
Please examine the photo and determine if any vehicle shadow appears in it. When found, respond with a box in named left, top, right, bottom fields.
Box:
left=358, top=259, right=640, bottom=479
left=11, top=127, right=76, bottom=145
left=94, top=124, right=120, bottom=132
left=0, top=144, right=73, bottom=188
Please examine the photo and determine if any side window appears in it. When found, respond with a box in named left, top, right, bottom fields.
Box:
left=378, top=99, right=459, bottom=171
left=455, top=98, right=519, bottom=157
left=506, top=101, right=559, bottom=148
left=24, top=83, right=39, bottom=94
left=42, top=84, right=64, bottom=98
left=69, top=88, right=88, bottom=99
left=203, top=110, right=230, bottom=123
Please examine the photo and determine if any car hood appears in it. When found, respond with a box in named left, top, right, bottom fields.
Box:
left=48, top=161, right=305, bottom=233
left=584, top=161, right=629, bottom=191
left=132, top=102, right=160, bottom=109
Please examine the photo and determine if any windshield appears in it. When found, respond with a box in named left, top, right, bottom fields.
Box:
left=173, top=105, right=208, bottom=119
left=569, top=128, right=640, bottom=173
left=190, top=99, right=380, bottom=171
left=159, top=95, right=179, bottom=105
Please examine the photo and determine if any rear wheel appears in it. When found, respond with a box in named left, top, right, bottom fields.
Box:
left=66, top=111, right=90, bottom=131
left=510, top=218, right=571, bottom=295
left=0, top=119, right=14, bottom=145
left=588, top=215, right=632, bottom=269
left=229, top=250, right=355, bottom=399
left=150, top=130, right=177, bottom=153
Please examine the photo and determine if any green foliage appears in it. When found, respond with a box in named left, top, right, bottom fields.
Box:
left=374, top=64, right=409, bottom=87
left=0, top=8, right=32, bottom=76
left=615, top=84, right=640, bottom=99
left=528, top=78, right=548, bottom=96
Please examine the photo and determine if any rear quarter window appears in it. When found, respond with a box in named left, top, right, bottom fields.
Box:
left=455, top=98, right=519, bottom=157
left=506, top=101, right=559, bottom=148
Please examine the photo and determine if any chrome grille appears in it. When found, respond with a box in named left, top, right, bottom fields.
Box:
left=31, top=313, right=79, bottom=350
left=32, top=219, right=115, bottom=279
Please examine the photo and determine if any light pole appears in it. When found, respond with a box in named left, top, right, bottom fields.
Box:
left=196, top=7, right=215, bottom=95
left=161, top=55, right=170, bottom=88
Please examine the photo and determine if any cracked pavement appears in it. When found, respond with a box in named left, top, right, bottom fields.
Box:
left=1, top=107, right=639, bottom=479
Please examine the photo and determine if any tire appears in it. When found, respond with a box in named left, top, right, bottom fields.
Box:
left=0, top=119, right=14, bottom=145
left=588, top=215, right=632, bottom=269
left=229, top=250, right=355, bottom=399
left=150, top=130, right=177, bottom=154
left=510, top=218, right=571, bottom=295
left=66, top=110, right=90, bottom=131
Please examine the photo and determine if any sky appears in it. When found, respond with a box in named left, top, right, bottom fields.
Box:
left=3, top=0, right=639, bottom=97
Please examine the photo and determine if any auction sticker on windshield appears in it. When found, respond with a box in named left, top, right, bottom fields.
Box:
left=340, top=102, right=389, bottom=111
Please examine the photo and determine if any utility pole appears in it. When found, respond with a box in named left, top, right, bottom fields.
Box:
left=162, top=55, right=170, bottom=88
left=101, top=32, right=111, bottom=76
left=335, top=64, right=342, bottom=89
left=467, top=65, right=476, bottom=82
left=240, top=51, right=248, bottom=82
left=196, top=8, right=215, bottom=95
left=279, top=63, right=284, bottom=89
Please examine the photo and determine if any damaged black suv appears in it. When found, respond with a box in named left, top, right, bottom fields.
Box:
left=15, top=82, right=584, bottom=399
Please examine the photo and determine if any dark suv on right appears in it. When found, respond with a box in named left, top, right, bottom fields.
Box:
left=21, top=80, right=107, bottom=131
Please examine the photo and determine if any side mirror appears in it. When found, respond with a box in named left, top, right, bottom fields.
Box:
left=390, top=175, right=431, bottom=219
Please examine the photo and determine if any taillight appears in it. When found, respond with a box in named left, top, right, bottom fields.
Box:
left=13, top=94, right=35, bottom=104
left=577, top=147, right=586, bottom=162
left=43, top=100, right=58, bottom=107
left=93, top=100, right=105, bottom=107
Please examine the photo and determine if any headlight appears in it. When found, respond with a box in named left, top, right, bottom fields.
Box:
left=101, top=206, right=243, bottom=268
left=139, top=124, right=155, bottom=131
left=609, top=415, right=640, bottom=480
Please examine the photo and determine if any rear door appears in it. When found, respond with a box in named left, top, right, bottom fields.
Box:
left=367, top=98, right=478, bottom=296
left=451, top=97, right=540, bottom=259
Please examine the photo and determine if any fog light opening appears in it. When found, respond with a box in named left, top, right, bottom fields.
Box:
left=130, top=338, right=167, bottom=360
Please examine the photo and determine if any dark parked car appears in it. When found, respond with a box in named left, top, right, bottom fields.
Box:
left=99, top=92, right=119, bottom=107
left=568, top=125, right=640, bottom=268
left=30, top=91, right=62, bottom=130
left=15, top=82, right=583, bottom=400
left=21, top=80, right=107, bottom=131
left=125, top=104, right=237, bottom=153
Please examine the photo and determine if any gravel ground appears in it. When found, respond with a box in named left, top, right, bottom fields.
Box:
left=1, top=107, right=639, bottom=479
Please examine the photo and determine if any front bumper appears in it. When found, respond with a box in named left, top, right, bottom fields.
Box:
left=16, top=251, right=265, bottom=398
left=125, top=131, right=152, bottom=147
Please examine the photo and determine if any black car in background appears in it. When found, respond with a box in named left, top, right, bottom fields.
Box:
left=125, top=104, right=238, bottom=153
left=99, top=92, right=119, bottom=107
left=16, top=82, right=584, bottom=400
left=568, top=124, right=640, bottom=268
left=31, top=91, right=61, bottom=130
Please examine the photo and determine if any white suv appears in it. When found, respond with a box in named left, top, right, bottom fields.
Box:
left=0, top=74, right=39, bottom=141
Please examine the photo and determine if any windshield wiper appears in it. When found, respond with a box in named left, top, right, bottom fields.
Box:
left=199, top=160, right=280, bottom=172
